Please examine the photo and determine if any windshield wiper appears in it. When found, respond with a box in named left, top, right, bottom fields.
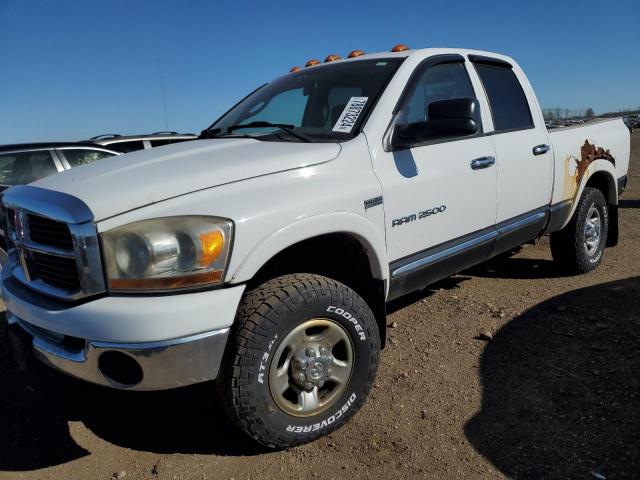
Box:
left=227, top=121, right=312, bottom=143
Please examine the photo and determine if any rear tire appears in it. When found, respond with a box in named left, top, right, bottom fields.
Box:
left=217, top=273, right=380, bottom=448
left=550, top=187, right=608, bottom=273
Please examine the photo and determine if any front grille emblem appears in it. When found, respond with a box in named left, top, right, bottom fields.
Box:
left=13, top=209, right=31, bottom=281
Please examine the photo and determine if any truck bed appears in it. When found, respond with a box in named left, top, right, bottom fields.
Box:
left=549, top=118, right=630, bottom=206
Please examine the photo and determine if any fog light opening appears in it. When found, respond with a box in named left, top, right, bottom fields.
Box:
left=98, top=351, right=143, bottom=387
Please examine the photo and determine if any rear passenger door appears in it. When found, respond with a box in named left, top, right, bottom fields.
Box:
left=470, top=56, right=552, bottom=224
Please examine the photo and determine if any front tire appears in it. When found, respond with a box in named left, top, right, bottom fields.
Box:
left=218, top=274, right=380, bottom=448
left=550, top=187, right=608, bottom=273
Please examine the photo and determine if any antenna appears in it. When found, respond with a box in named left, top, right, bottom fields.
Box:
left=157, top=57, right=170, bottom=131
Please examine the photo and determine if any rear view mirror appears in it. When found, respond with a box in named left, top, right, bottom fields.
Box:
left=393, top=97, right=480, bottom=148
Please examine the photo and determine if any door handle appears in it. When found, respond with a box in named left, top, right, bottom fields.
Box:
left=533, top=144, right=550, bottom=155
left=470, top=156, right=496, bottom=170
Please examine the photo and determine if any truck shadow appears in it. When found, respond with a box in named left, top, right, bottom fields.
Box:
left=465, top=276, right=640, bottom=478
left=464, top=255, right=572, bottom=280
left=0, top=316, right=267, bottom=472
left=619, top=199, right=640, bottom=209
left=387, top=276, right=470, bottom=314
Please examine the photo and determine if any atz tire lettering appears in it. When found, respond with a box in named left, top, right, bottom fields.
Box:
left=257, top=333, right=278, bottom=384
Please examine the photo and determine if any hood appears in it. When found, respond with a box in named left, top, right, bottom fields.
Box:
left=32, top=138, right=341, bottom=221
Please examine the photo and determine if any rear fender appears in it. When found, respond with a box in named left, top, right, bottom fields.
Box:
left=559, top=159, right=617, bottom=230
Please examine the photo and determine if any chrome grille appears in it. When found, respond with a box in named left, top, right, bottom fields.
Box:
left=29, top=243, right=81, bottom=291
left=2, top=185, right=106, bottom=301
left=28, top=214, right=74, bottom=250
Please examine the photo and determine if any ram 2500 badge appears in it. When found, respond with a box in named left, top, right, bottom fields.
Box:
left=2, top=45, right=630, bottom=448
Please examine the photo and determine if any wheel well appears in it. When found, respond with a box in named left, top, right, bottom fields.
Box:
left=585, top=171, right=615, bottom=205
left=249, top=233, right=388, bottom=347
left=585, top=171, right=618, bottom=247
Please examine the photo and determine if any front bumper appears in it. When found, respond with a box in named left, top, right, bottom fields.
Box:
left=1, top=269, right=245, bottom=390
left=6, top=312, right=229, bottom=390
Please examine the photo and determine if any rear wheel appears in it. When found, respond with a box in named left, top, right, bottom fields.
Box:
left=218, top=273, right=380, bottom=448
left=550, top=187, right=608, bottom=273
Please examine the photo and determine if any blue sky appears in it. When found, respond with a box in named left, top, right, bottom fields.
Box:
left=1, top=0, right=638, bottom=144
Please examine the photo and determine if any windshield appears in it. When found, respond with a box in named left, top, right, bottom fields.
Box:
left=207, top=58, right=404, bottom=142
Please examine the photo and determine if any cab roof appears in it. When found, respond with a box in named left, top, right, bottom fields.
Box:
left=288, top=47, right=515, bottom=72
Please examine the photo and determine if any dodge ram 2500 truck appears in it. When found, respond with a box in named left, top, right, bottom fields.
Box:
left=2, top=46, right=630, bottom=448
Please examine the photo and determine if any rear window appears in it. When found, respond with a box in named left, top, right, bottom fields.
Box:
left=0, top=150, right=58, bottom=185
left=150, top=138, right=194, bottom=147
left=474, top=63, right=533, bottom=132
left=105, top=141, right=145, bottom=153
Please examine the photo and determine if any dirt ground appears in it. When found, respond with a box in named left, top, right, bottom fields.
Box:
left=1, top=132, right=638, bottom=480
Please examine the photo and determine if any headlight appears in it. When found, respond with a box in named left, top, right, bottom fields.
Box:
left=102, top=216, right=233, bottom=292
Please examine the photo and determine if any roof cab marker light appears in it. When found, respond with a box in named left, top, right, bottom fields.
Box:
left=324, top=54, right=341, bottom=62
left=347, top=50, right=365, bottom=58
left=391, top=44, right=410, bottom=52
left=305, top=59, right=321, bottom=67
left=290, top=66, right=301, bottom=73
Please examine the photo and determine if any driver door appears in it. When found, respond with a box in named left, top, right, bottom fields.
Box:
left=372, top=58, right=498, bottom=299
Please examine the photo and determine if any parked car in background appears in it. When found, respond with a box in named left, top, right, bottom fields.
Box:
left=624, top=115, right=640, bottom=132
left=88, top=131, right=197, bottom=153
left=0, top=142, right=120, bottom=266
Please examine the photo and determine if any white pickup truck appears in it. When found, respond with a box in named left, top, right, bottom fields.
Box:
left=2, top=46, right=630, bottom=448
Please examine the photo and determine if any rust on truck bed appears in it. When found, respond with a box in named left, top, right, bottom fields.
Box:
left=563, top=140, right=615, bottom=200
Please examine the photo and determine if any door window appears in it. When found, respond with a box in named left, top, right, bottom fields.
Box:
left=0, top=150, right=58, bottom=185
left=62, top=149, right=115, bottom=167
left=398, top=61, right=477, bottom=128
left=473, top=63, right=533, bottom=131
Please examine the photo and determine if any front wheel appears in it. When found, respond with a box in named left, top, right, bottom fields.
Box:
left=550, top=187, right=609, bottom=273
left=218, top=273, right=380, bottom=448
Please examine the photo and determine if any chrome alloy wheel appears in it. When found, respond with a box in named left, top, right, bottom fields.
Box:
left=583, top=205, right=602, bottom=256
left=269, top=318, right=354, bottom=417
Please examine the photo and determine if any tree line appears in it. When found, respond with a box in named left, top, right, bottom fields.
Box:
left=542, top=107, right=640, bottom=120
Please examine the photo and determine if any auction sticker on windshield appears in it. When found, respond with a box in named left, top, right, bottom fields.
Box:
left=332, top=97, right=368, bottom=133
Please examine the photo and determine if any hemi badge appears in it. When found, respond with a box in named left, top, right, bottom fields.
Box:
left=364, top=196, right=383, bottom=210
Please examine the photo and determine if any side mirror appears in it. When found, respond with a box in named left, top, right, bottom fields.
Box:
left=393, top=97, right=480, bottom=148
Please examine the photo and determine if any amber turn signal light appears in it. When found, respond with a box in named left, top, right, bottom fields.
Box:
left=324, top=54, right=341, bottom=62
left=391, top=44, right=410, bottom=52
left=347, top=50, right=365, bottom=58
left=305, top=59, right=321, bottom=67
left=198, top=230, right=224, bottom=267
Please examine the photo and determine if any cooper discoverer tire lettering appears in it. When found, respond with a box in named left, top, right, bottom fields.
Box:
left=217, top=273, right=380, bottom=448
